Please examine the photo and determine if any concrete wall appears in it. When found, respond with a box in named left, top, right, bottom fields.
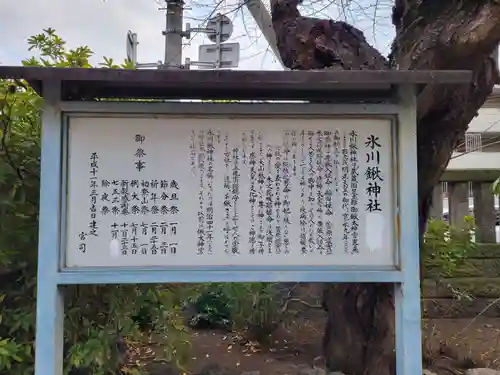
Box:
left=423, top=244, right=500, bottom=318
left=431, top=180, right=498, bottom=243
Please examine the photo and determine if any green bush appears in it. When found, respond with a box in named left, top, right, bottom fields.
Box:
left=187, top=284, right=232, bottom=330
left=188, top=283, right=295, bottom=344
left=225, top=283, right=289, bottom=343
left=422, top=216, right=476, bottom=278
left=0, top=29, right=191, bottom=375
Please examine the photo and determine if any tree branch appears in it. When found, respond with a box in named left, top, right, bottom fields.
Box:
left=267, top=2, right=500, bottom=371
left=389, top=1, right=500, bottom=215
left=0, top=92, right=27, bottom=185
left=270, top=0, right=500, bottom=230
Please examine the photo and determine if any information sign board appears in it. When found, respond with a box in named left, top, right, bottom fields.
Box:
left=65, top=116, right=396, bottom=268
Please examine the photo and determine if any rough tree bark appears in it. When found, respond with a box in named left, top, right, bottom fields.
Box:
left=270, top=1, right=500, bottom=374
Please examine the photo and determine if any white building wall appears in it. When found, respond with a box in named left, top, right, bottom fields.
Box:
left=466, top=107, right=500, bottom=133
left=448, top=101, right=500, bottom=170
left=448, top=152, right=500, bottom=170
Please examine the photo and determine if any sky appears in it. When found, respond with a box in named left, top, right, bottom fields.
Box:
left=0, top=0, right=395, bottom=70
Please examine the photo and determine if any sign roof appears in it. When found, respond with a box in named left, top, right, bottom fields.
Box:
left=0, top=66, right=472, bottom=101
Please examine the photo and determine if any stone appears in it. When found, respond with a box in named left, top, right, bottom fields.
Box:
left=466, top=369, right=500, bottom=375
left=328, top=372, right=347, bottom=375
left=240, top=371, right=260, bottom=375
left=312, top=356, right=326, bottom=368
left=298, top=367, right=327, bottom=375
left=423, top=370, right=438, bottom=375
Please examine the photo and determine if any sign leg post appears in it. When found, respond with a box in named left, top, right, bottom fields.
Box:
left=35, top=285, right=65, bottom=375
left=395, top=84, right=422, bottom=375
left=34, top=81, right=64, bottom=375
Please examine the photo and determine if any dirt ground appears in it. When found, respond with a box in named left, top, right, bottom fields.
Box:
left=134, top=315, right=500, bottom=375
left=422, top=317, right=500, bottom=370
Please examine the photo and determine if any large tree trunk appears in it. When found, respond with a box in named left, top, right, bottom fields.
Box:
left=322, top=283, right=395, bottom=375
left=318, top=2, right=500, bottom=374
left=270, top=0, right=500, bottom=371
left=321, top=201, right=432, bottom=375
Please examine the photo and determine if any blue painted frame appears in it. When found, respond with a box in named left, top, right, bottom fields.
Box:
left=394, top=85, right=422, bottom=375
left=59, top=109, right=401, bottom=277
left=35, top=82, right=65, bottom=375
left=35, top=87, right=422, bottom=375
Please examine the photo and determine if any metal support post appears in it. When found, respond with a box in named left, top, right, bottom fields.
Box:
left=395, top=84, right=422, bottom=375
left=34, top=81, right=65, bottom=375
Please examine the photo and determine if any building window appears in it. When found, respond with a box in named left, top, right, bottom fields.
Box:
left=455, top=132, right=482, bottom=153
left=465, top=132, right=482, bottom=153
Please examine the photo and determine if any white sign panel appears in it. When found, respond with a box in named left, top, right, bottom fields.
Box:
left=65, top=117, right=396, bottom=268
left=205, top=14, right=233, bottom=43
left=198, top=43, right=240, bottom=69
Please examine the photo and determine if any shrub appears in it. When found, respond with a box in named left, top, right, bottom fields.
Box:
left=188, top=283, right=297, bottom=344
left=0, top=29, right=191, bottom=375
left=422, top=216, right=476, bottom=279
left=186, top=284, right=233, bottom=330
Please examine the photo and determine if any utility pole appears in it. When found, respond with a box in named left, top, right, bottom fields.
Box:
left=161, top=0, right=185, bottom=69
left=126, top=0, right=245, bottom=70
